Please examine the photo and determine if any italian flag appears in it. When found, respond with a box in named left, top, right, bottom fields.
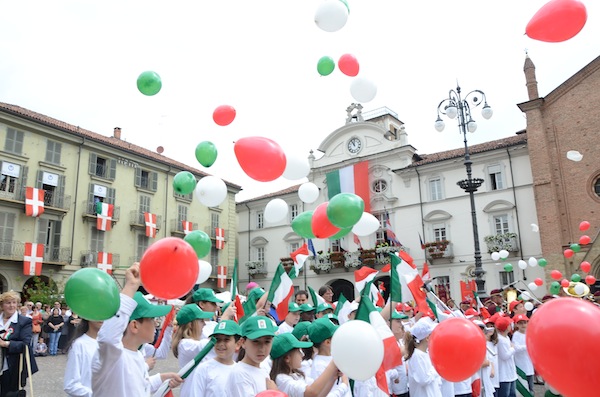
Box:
left=516, top=367, right=534, bottom=397
left=229, top=259, right=245, bottom=323
left=326, top=161, right=371, bottom=213
left=267, top=263, right=295, bottom=321
left=390, top=252, right=433, bottom=317
left=289, top=243, right=309, bottom=280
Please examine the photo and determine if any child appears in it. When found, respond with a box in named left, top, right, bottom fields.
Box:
left=405, top=317, right=442, bottom=397
left=34, top=336, right=48, bottom=357
left=495, top=316, right=517, bottom=397
left=387, top=310, right=409, bottom=397
left=291, top=321, right=314, bottom=374
left=191, top=288, right=224, bottom=338
left=64, top=318, right=103, bottom=397
left=270, top=332, right=348, bottom=396
left=483, top=322, right=499, bottom=397
left=188, top=320, right=242, bottom=396
left=91, top=263, right=183, bottom=396
left=278, top=302, right=302, bottom=334
left=225, top=316, right=279, bottom=396
left=512, top=314, right=534, bottom=393
left=308, top=317, right=338, bottom=380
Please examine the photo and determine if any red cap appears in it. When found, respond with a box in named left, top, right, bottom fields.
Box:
left=464, top=308, right=479, bottom=317
left=495, top=316, right=512, bottom=332
left=488, top=313, right=501, bottom=324
left=509, top=300, right=522, bottom=313
left=513, top=314, right=529, bottom=323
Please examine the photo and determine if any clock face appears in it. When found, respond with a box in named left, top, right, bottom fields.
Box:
left=347, top=138, right=362, bottom=154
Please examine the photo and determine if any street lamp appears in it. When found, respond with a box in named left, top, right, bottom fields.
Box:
left=434, top=85, right=493, bottom=297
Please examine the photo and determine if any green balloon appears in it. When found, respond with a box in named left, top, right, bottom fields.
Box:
left=195, top=141, right=218, bottom=168
left=136, top=71, right=162, bottom=96
left=291, top=211, right=315, bottom=239
left=65, top=268, right=120, bottom=321
left=550, top=281, right=561, bottom=295
left=570, top=243, right=581, bottom=253
left=326, top=193, right=364, bottom=228
left=173, top=171, right=196, bottom=195
left=538, top=258, right=548, bottom=267
left=571, top=273, right=581, bottom=282
left=184, top=230, right=212, bottom=258
left=339, top=0, right=350, bottom=14
left=503, top=263, right=513, bottom=272
left=329, top=227, right=352, bottom=240
left=317, top=56, right=335, bottom=76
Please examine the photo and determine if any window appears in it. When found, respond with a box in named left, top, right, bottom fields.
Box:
left=139, top=195, right=151, bottom=214
left=330, top=240, right=342, bottom=252
left=499, top=270, right=514, bottom=287
left=135, top=168, right=157, bottom=192
left=0, top=162, right=25, bottom=196
left=494, top=214, right=510, bottom=235
left=289, top=242, right=300, bottom=253
left=210, top=247, right=218, bottom=273
left=177, top=205, right=188, bottom=223
left=433, top=224, right=447, bottom=241
left=37, top=219, right=62, bottom=261
left=372, top=179, right=388, bottom=193
left=88, top=154, right=116, bottom=180
left=257, top=211, right=264, bottom=229
left=88, top=184, right=115, bottom=214
left=0, top=212, right=16, bottom=256
left=290, top=204, right=298, bottom=222
left=137, top=233, right=150, bottom=259
left=594, top=177, right=600, bottom=198
left=90, top=227, right=105, bottom=253
left=211, top=213, right=220, bottom=235
left=4, top=128, right=24, bottom=155
left=429, top=177, right=443, bottom=201
left=45, top=140, right=62, bottom=164
left=0, top=174, right=17, bottom=194
left=256, top=247, right=265, bottom=263
left=37, top=171, right=64, bottom=207
left=374, top=212, right=387, bottom=245
left=488, top=165, right=504, bottom=190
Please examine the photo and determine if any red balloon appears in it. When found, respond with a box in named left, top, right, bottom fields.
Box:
left=585, top=275, right=596, bottom=285
left=579, top=220, right=591, bottom=231
left=234, top=137, right=286, bottom=182
left=429, top=318, right=486, bottom=382
left=525, top=0, right=587, bottom=43
left=560, top=279, right=570, bottom=288
left=212, top=105, right=236, bottom=126
left=527, top=298, right=600, bottom=396
left=579, top=235, right=591, bottom=245
left=563, top=248, right=574, bottom=258
left=311, top=202, right=340, bottom=239
left=256, top=391, right=288, bottom=397
left=550, top=270, right=562, bottom=280
left=580, top=261, right=591, bottom=273
left=534, top=277, right=544, bottom=287
left=140, top=237, right=199, bottom=299
left=338, top=54, right=359, bottom=77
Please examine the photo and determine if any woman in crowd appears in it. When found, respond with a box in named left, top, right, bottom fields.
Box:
left=31, top=303, right=43, bottom=350
left=318, top=285, right=336, bottom=309
left=46, top=307, right=64, bottom=356
left=63, top=318, right=104, bottom=397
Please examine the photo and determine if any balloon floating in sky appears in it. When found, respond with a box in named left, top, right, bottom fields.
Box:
left=65, top=268, right=120, bottom=321
left=566, top=150, right=583, bottom=161
left=298, top=182, right=320, bottom=204
left=291, top=210, right=315, bottom=239
left=136, top=71, right=162, bottom=96
left=350, top=77, right=377, bottom=103
left=212, top=105, right=236, bottom=126
left=314, top=0, right=349, bottom=32
left=264, top=198, right=289, bottom=223
left=194, top=176, right=227, bottom=207
left=195, top=141, right=218, bottom=168
left=312, top=202, right=340, bottom=239
left=338, top=54, right=359, bottom=77
left=579, top=220, right=590, bottom=231
left=282, top=151, right=310, bottom=180
left=173, top=171, right=196, bottom=195
left=317, top=56, right=335, bottom=76
left=234, top=137, right=286, bottom=182
left=526, top=0, right=587, bottom=43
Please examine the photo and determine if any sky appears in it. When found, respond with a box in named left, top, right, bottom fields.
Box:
left=1, top=0, right=598, bottom=201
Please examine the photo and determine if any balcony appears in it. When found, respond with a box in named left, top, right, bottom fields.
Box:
left=204, top=226, right=230, bottom=241
left=170, top=219, right=198, bottom=236
left=129, top=211, right=162, bottom=232
left=484, top=233, right=519, bottom=254
left=0, top=240, right=70, bottom=266
left=80, top=251, right=121, bottom=268
left=245, top=261, right=268, bottom=278
left=424, top=241, right=454, bottom=262
left=81, top=200, right=121, bottom=225
left=0, top=185, right=71, bottom=214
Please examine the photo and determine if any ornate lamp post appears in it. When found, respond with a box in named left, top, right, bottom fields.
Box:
left=434, top=85, right=493, bottom=297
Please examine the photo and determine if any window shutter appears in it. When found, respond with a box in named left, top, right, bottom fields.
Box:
left=20, top=166, right=28, bottom=191
left=151, top=172, right=158, bottom=192
left=57, top=175, right=66, bottom=206
left=107, top=188, right=116, bottom=205
left=37, top=218, right=49, bottom=244
left=45, top=141, right=53, bottom=163
left=53, top=221, right=62, bottom=249
left=134, top=168, right=141, bottom=187
left=109, top=159, right=117, bottom=180
left=88, top=153, right=97, bottom=175
left=55, top=142, right=62, bottom=164
left=35, top=170, right=43, bottom=189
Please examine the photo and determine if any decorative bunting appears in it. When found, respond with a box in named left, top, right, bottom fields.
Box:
left=25, top=187, right=45, bottom=217
left=23, top=243, right=44, bottom=276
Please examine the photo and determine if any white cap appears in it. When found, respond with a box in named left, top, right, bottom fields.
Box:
left=410, top=317, right=437, bottom=341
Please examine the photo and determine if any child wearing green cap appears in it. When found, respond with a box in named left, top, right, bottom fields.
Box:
left=91, top=263, right=183, bottom=397
left=188, top=320, right=242, bottom=397
left=225, top=316, right=280, bottom=396
left=270, top=333, right=349, bottom=396
left=278, top=302, right=302, bottom=334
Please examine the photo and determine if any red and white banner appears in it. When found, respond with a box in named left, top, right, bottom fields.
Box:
left=23, top=242, right=44, bottom=276
left=97, top=252, right=113, bottom=274
left=215, top=227, right=225, bottom=249
left=145, top=212, right=157, bottom=238
left=182, top=221, right=193, bottom=235
left=217, top=265, right=227, bottom=288
left=25, top=187, right=45, bottom=217
left=96, top=203, right=114, bottom=231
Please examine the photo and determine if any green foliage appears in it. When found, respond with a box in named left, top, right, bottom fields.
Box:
left=22, top=275, right=63, bottom=306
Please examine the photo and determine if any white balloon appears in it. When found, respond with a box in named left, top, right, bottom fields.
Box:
left=530, top=223, right=539, bottom=232
left=528, top=257, right=538, bottom=267
left=282, top=152, right=310, bottom=180
left=574, top=283, right=586, bottom=296
left=197, top=260, right=212, bottom=284
left=528, top=282, right=538, bottom=291
left=264, top=198, right=288, bottom=223
left=566, top=150, right=583, bottom=162
left=350, top=77, right=377, bottom=103
left=521, top=291, right=531, bottom=301
left=518, top=260, right=528, bottom=270
left=298, top=182, right=319, bottom=204
left=314, top=0, right=348, bottom=32
left=499, top=249, right=509, bottom=259
left=194, top=176, right=227, bottom=207
left=491, top=252, right=501, bottom=261
left=331, top=320, right=384, bottom=381
left=352, top=212, right=380, bottom=236
left=524, top=301, right=534, bottom=311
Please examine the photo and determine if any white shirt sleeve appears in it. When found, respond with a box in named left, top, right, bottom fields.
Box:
left=152, top=326, right=173, bottom=359
left=276, top=373, right=308, bottom=397
left=497, top=336, right=515, bottom=360
left=64, top=342, right=92, bottom=397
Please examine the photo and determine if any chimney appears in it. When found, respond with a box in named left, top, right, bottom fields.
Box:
left=113, top=127, right=121, bottom=139
left=524, top=54, right=539, bottom=100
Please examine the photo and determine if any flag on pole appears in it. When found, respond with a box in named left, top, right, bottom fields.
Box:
left=385, top=212, right=401, bottom=246
left=473, top=290, right=491, bottom=320
left=334, top=293, right=349, bottom=316
left=354, top=266, right=379, bottom=296
left=289, top=243, right=310, bottom=280
left=326, top=161, right=371, bottom=213
left=217, top=265, right=227, bottom=288
left=181, top=221, right=193, bottom=235
left=97, top=251, right=113, bottom=274
left=419, top=233, right=426, bottom=250
left=353, top=233, right=362, bottom=249
left=215, top=227, right=225, bottom=249
left=153, top=307, right=176, bottom=349
left=390, top=252, right=433, bottom=317
left=25, top=187, right=45, bottom=217
left=308, top=286, right=325, bottom=307
left=144, top=212, right=157, bottom=238
left=229, top=259, right=244, bottom=322
left=23, top=242, right=44, bottom=276
left=267, top=264, right=295, bottom=321
left=96, top=202, right=114, bottom=231
left=422, top=262, right=431, bottom=282
left=307, top=239, right=317, bottom=257
left=516, top=367, right=534, bottom=397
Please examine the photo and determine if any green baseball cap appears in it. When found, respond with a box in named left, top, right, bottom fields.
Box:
left=300, top=303, right=315, bottom=312
left=130, top=292, right=172, bottom=321
left=288, top=302, right=302, bottom=312
left=308, top=317, right=338, bottom=344
left=391, top=309, right=409, bottom=320
left=325, top=313, right=339, bottom=323
left=176, top=304, right=214, bottom=325
left=241, top=316, right=278, bottom=339
left=317, top=303, right=333, bottom=313
left=271, top=333, right=313, bottom=359
left=247, top=287, right=266, bottom=303
left=210, top=320, right=242, bottom=337
left=291, top=321, right=311, bottom=340
left=192, top=288, right=224, bottom=303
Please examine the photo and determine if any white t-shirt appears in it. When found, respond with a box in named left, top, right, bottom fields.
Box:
left=512, top=331, right=533, bottom=376
left=387, top=340, right=408, bottom=395
left=225, top=361, right=270, bottom=397
left=64, top=333, right=98, bottom=397
left=187, top=358, right=234, bottom=397
left=310, top=355, right=351, bottom=397
left=201, top=320, right=218, bottom=339
left=177, top=338, right=213, bottom=368
left=487, top=341, right=499, bottom=389
left=278, top=321, right=294, bottom=334
left=275, top=373, right=349, bottom=397
left=497, top=334, right=517, bottom=382
left=141, top=326, right=173, bottom=359
left=407, top=349, right=442, bottom=397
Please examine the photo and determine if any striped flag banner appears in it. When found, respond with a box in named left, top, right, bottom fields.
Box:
left=326, top=161, right=370, bottom=212
left=516, top=367, right=534, bottom=397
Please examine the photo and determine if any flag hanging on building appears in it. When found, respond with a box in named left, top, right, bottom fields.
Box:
left=215, top=228, right=225, bottom=249
left=326, top=161, right=371, bottom=213
left=422, top=262, right=431, bottom=282
left=23, top=242, right=44, bottom=276
left=217, top=265, right=227, bottom=288
left=267, top=263, right=295, bottom=321
left=419, top=232, right=426, bottom=250
left=182, top=221, right=193, bottom=235
left=96, top=202, right=114, bottom=231
left=97, top=251, right=113, bottom=274
left=25, top=187, right=45, bottom=217
left=289, top=243, right=309, bottom=279
left=229, top=259, right=245, bottom=322
left=144, top=212, right=157, bottom=238
left=385, top=212, right=401, bottom=246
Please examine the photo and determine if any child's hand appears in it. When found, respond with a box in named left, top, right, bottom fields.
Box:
left=145, top=356, right=156, bottom=371
left=161, top=372, right=183, bottom=388
left=122, top=263, right=141, bottom=297
left=222, top=304, right=236, bottom=320
left=266, top=378, right=278, bottom=390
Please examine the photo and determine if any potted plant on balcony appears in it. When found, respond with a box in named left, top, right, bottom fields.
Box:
left=484, top=233, right=517, bottom=254
left=329, top=250, right=346, bottom=268
left=280, top=257, right=294, bottom=271
left=245, top=261, right=266, bottom=278
left=310, top=260, right=332, bottom=274
left=359, top=248, right=377, bottom=266
left=424, top=240, right=450, bottom=259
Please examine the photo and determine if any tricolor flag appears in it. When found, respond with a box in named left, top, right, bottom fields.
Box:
left=307, top=239, right=317, bottom=257
left=353, top=233, right=362, bottom=249
left=97, top=251, right=113, bottom=274
left=390, top=252, right=433, bottom=317
left=421, top=262, right=431, bottom=282
left=267, top=263, right=295, bottom=321
left=308, top=286, right=325, bottom=307
left=25, top=187, right=45, bottom=217
left=334, top=293, right=349, bottom=316
left=516, top=367, right=534, bottom=397
left=182, top=221, right=193, bottom=235
left=229, top=259, right=245, bottom=322
left=354, top=266, right=378, bottom=296
left=215, top=227, right=225, bottom=250
left=419, top=232, right=426, bottom=250
left=385, top=212, right=401, bottom=246
left=96, top=202, right=114, bottom=231
left=144, top=212, right=157, bottom=238
left=23, top=242, right=44, bottom=276
left=217, top=265, right=227, bottom=288
left=326, top=161, right=371, bottom=213
left=289, top=243, right=309, bottom=279
left=355, top=288, right=403, bottom=395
